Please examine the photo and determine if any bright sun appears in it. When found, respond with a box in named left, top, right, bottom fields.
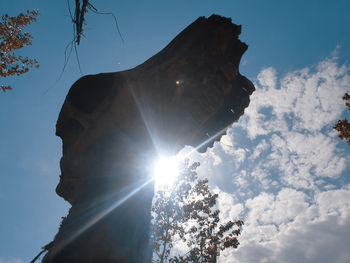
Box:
left=153, top=156, right=180, bottom=187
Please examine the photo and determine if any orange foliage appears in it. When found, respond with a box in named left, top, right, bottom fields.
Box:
left=334, top=93, right=350, bottom=145
left=0, top=10, right=39, bottom=92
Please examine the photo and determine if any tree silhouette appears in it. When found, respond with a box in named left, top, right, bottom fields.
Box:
left=334, top=93, right=350, bottom=145
left=0, top=10, right=39, bottom=92
left=151, top=161, right=243, bottom=263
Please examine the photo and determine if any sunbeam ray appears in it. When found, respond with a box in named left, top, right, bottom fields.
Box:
left=51, top=177, right=154, bottom=256
left=182, top=124, right=232, bottom=159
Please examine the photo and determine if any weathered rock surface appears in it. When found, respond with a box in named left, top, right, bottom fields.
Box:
left=43, top=14, right=255, bottom=262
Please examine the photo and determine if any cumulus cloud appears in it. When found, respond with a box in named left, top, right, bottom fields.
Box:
left=214, top=188, right=244, bottom=222
left=222, top=186, right=350, bottom=263
left=188, top=54, right=350, bottom=262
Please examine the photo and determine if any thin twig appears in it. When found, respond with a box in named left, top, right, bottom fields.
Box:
left=42, top=39, right=74, bottom=95
left=87, top=3, right=125, bottom=44
left=71, top=0, right=83, bottom=75
left=74, top=41, right=83, bottom=75
left=67, top=0, right=74, bottom=21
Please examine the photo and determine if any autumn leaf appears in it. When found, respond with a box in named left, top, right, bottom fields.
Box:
left=0, top=10, right=39, bottom=92
left=334, top=93, right=350, bottom=145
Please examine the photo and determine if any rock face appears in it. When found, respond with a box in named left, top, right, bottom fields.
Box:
left=43, top=15, right=255, bottom=262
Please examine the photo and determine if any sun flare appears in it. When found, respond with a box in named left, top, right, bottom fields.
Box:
left=153, top=156, right=180, bottom=188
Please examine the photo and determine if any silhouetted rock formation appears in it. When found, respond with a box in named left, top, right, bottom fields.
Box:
left=43, top=14, right=255, bottom=263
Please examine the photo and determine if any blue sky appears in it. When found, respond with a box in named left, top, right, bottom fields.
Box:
left=1, top=1, right=350, bottom=262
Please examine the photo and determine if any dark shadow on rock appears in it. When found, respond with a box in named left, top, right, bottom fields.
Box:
left=42, top=14, right=255, bottom=263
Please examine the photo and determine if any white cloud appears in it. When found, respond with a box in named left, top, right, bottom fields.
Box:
left=232, top=55, right=349, bottom=191
left=241, top=57, right=350, bottom=140
left=188, top=54, right=350, bottom=262
left=257, top=67, right=277, bottom=90
left=219, top=186, right=350, bottom=263
left=316, top=186, right=350, bottom=223
left=214, top=188, right=244, bottom=222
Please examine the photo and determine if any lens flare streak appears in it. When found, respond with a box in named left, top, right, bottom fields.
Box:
left=52, top=178, right=154, bottom=256
left=53, top=85, right=233, bottom=255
